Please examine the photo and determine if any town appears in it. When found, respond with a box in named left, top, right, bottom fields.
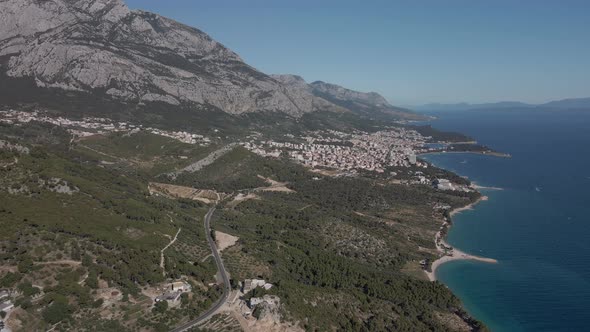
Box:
left=0, top=110, right=211, bottom=146
left=242, top=128, right=429, bottom=174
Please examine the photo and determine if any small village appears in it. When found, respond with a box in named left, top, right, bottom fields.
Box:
left=0, top=110, right=211, bottom=146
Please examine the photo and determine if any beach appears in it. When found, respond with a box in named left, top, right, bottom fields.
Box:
left=426, top=195, right=498, bottom=282
left=470, top=182, right=503, bottom=191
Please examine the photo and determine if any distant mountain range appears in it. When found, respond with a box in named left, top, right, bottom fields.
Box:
left=412, top=97, right=590, bottom=112
left=0, top=0, right=420, bottom=121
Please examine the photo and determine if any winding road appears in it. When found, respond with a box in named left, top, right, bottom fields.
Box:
left=170, top=206, right=231, bottom=332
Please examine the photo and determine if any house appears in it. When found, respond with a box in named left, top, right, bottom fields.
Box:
left=249, top=297, right=264, bottom=307
left=243, top=279, right=252, bottom=293
left=248, top=295, right=281, bottom=309
left=169, top=281, right=191, bottom=293
left=155, top=292, right=182, bottom=303
left=251, top=279, right=266, bottom=288
left=154, top=281, right=191, bottom=304
left=243, top=279, right=273, bottom=293
left=434, top=179, right=454, bottom=191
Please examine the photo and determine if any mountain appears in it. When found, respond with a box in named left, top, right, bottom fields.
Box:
left=309, top=80, right=424, bottom=120
left=539, top=97, right=590, bottom=110
left=267, top=75, right=424, bottom=121
left=412, top=101, right=533, bottom=112
left=0, top=0, right=318, bottom=116
left=310, top=81, right=390, bottom=107
left=413, top=97, right=590, bottom=112
left=0, top=0, right=417, bottom=121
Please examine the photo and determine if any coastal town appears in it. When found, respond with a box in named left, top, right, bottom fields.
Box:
left=0, top=110, right=211, bottom=146
left=243, top=128, right=430, bottom=173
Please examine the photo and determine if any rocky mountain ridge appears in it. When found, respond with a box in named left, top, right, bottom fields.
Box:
left=310, top=81, right=390, bottom=108
left=0, top=0, right=414, bottom=119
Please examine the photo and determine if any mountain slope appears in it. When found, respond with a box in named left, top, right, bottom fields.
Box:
left=310, top=80, right=424, bottom=120
left=0, top=0, right=420, bottom=121
left=0, top=0, right=325, bottom=116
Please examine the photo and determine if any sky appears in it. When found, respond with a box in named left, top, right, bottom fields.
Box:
left=125, top=0, right=590, bottom=106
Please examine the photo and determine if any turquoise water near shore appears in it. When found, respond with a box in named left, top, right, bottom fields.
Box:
left=420, top=109, right=590, bottom=332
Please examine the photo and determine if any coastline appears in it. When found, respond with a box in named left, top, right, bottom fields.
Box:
left=426, top=195, right=498, bottom=282
left=471, top=183, right=503, bottom=191
left=419, top=150, right=512, bottom=158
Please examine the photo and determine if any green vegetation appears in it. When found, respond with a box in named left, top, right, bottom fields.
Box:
left=0, top=110, right=487, bottom=331
left=175, top=145, right=485, bottom=331
left=172, top=145, right=340, bottom=193
left=74, top=131, right=219, bottom=176
left=0, top=123, right=221, bottom=331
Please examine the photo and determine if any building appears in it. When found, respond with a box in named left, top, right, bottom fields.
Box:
left=169, top=281, right=191, bottom=293
left=154, top=281, right=191, bottom=304
left=242, top=279, right=252, bottom=293
left=248, top=295, right=281, bottom=309
left=434, top=179, right=454, bottom=191
left=243, top=279, right=273, bottom=293
left=249, top=297, right=264, bottom=307
left=155, top=292, right=182, bottom=303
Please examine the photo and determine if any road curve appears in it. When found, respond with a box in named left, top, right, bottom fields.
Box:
left=170, top=206, right=231, bottom=332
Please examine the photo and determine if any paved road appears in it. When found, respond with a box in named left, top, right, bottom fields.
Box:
left=170, top=207, right=231, bottom=332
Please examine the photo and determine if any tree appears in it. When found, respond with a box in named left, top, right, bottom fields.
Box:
left=0, top=272, right=22, bottom=288
left=18, top=282, right=41, bottom=297
left=86, top=270, right=98, bottom=289
left=154, top=322, right=168, bottom=332
left=82, top=254, right=93, bottom=267
left=20, top=298, right=32, bottom=310
left=17, top=256, right=34, bottom=273
left=43, top=301, right=72, bottom=324
left=153, top=300, right=168, bottom=314
left=180, top=293, right=189, bottom=307
left=92, top=299, right=104, bottom=308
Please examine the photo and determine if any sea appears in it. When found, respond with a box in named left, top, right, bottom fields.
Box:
left=419, top=109, right=590, bottom=332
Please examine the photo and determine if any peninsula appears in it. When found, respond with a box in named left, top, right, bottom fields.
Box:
left=426, top=196, right=499, bottom=282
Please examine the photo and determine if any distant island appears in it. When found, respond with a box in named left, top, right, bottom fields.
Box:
left=411, top=97, right=590, bottom=112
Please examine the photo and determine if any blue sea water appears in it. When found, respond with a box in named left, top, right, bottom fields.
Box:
left=420, top=109, right=590, bottom=332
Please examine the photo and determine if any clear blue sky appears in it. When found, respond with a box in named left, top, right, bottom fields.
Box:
left=125, top=0, right=590, bottom=106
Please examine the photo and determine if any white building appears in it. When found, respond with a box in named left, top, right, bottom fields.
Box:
left=435, top=179, right=455, bottom=191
